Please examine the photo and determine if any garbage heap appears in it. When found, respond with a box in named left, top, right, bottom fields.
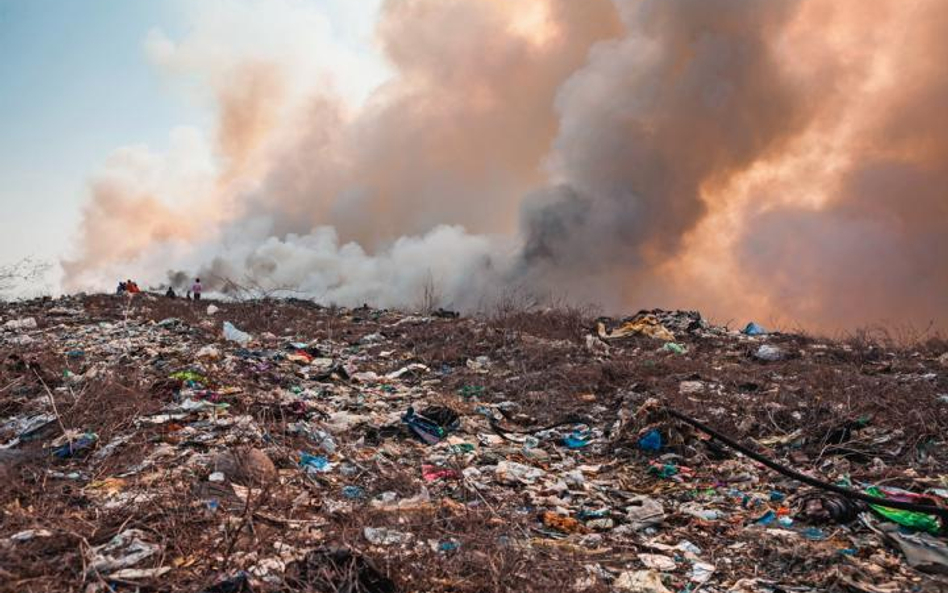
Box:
left=2, top=294, right=948, bottom=593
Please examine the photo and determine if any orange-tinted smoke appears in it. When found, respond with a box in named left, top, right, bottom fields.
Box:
left=255, top=0, right=623, bottom=248
left=61, top=183, right=193, bottom=283
left=62, top=61, right=285, bottom=285
left=726, top=0, right=948, bottom=331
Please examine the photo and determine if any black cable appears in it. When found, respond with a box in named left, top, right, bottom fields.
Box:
left=665, top=408, right=948, bottom=531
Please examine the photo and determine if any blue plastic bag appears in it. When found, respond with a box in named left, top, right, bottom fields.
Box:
left=638, top=429, right=663, bottom=452
left=743, top=322, right=767, bottom=336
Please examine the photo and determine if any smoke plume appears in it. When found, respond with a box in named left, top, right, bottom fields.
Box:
left=518, top=0, right=808, bottom=308
left=733, top=0, right=948, bottom=329
left=63, top=0, right=948, bottom=331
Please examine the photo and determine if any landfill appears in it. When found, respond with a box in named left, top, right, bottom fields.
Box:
left=1, top=293, right=948, bottom=592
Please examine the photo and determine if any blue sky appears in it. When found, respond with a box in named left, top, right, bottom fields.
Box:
left=0, top=2, right=202, bottom=275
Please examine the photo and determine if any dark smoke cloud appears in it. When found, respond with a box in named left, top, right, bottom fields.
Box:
left=166, top=270, right=189, bottom=290
left=521, top=0, right=806, bottom=276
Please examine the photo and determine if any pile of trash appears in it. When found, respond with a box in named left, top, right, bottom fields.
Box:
left=1, top=293, right=948, bottom=592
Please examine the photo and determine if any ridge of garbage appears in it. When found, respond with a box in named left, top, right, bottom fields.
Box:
left=2, top=293, right=948, bottom=592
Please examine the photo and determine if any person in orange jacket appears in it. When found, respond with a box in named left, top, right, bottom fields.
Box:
left=126, top=279, right=141, bottom=294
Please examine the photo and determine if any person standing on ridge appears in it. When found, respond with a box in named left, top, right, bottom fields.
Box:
left=191, top=278, right=203, bottom=301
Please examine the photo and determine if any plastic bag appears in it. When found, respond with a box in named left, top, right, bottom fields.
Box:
left=865, top=486, right=942, bottom=534
left=222, top=322, right=251, bottom=346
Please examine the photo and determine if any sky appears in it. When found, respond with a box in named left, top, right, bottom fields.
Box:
left=1, top=2, right=189, bottom=286
left=0, top=0, right=386, bottom=294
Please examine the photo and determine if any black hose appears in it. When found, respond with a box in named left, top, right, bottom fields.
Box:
left=665, top=408, right=948, bottom=531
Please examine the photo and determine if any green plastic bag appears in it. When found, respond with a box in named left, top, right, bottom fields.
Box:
left=865, top=486, right=941, bottom=534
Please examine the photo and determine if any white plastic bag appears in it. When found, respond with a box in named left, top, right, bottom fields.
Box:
left=222, top=321, right=251, bottom=345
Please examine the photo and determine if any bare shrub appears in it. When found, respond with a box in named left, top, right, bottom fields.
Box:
left=417, top=270, right=442, bottom=315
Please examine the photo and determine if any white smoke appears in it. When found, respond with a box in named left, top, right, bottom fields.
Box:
left=191, top=222, right=513, bottom=309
